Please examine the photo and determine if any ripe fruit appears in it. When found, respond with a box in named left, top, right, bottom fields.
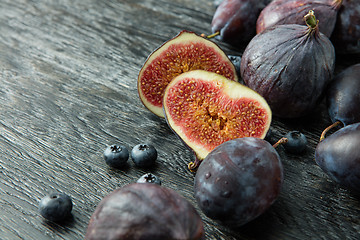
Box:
left=256, top=0, right=343, bottom=37
left=331, top=0, right=360, bottom=54
left=211, top=0, right=271, bottom=47
left=241, top=10, right=335, bottom=118
left=283, top=131, right=308, bottom=154
left=85, top=183, right=205, bottom=240
left=39, top=192, right=73, bottom=222
left=194, top=137, right=283, bottom=227
left=163, top=70, right=272, bottom=170
left=228, top=55, right=241, bottom=78
left=315, top=122, right=360, bottom=192
left=138, top=30, right=238, bottom=117
left=137, top=173, right=161, bottom=185
left=103, top=144, right=129, bottom=168
left=131, top=144, right=157, bottom=168
left=326, top=64, right=360, bottom=126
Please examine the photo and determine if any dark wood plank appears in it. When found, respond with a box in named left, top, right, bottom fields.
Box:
left=0, top=0, right=359, bottom=239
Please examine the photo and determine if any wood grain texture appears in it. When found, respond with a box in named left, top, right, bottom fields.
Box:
left=0, top=0, right=359, bottom=239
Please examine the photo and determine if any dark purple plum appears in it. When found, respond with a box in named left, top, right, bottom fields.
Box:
left=241, top=10, right=335, bottom=118
left=315, top=122, right=360, bottom=192
left=331, top=0, right=360, bottom=54
left=327, top=64, right=360, bottom=126
left=194, top=137, right=283, bottom=227
left=85, top=183, right=205, bottom=240
left=256, top=0, right=343, bottom=37
left=211, top=0, right=271, bottom=47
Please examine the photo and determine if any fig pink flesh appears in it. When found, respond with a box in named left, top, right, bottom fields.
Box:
left=140, top=42, right=237, bottom=108
left=165, top=74, right=270, bottom=152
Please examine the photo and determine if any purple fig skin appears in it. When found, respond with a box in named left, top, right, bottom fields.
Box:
left=315, top=122, right=360, bottom=192
left=257, top=0, right=343, bottom=37
left=327, top=64, right=360, bottom=126
left=85, top=183, right=205, bottom=240
left=240, top=20, right=335, bottom=118
left=194, top=137, right=283, bottom=227
left=211, top=0, right=271, bottom=47
left=331, top=0, right=360, bottom=54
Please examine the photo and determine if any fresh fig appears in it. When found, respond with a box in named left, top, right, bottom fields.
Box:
left=327, top=63, right=360, bottom=126
left=241, top=10, right=335, bottom=118
left=85, top=183, right=205, bottom=240
left=331, top=0, right=360, bottom=54
left=194, top=137, right=283, bottom=227
left=163, top=70, right=272, bottom=170
left=211, top=0, right=272, bottom=47
left=256, top=0, right=343, bottom=37
left=138, top=30, right=238, bottom=117
left=315, top=122, right=360, bottom=192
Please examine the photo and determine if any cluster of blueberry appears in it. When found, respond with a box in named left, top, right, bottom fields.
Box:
left=39, top=143, right=160, bottom=222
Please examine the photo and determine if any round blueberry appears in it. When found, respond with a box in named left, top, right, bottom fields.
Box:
left=228, top=55, right=241, bottom=76
left=39, top=192, right=73, bottom=222
left=283, top=131, right=308, bottom=154
left=104, top=144, right=129, bottom=168
left=131, top=144, right=157, bottom=168
left=137, top=173, right=161, bottom=185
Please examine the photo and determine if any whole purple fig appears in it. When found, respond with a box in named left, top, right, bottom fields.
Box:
left=257, top=0, right=343, bottom=37
left=241, top=10, right=335, bottom=118
left=85, top=183, right=205, bottom=240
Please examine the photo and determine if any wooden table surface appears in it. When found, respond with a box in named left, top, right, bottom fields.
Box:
left=1, top=0, right=359, bottom=239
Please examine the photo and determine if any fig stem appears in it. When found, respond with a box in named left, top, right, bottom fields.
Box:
left=201, top=31, right=220, bottom=39
left=272, top=137, right=288, bottom=148
left=320, top=121, right=342, bottom=141
left=304, top=10, right=319, bottom=29
left=188, top=159, right=201, bottom=172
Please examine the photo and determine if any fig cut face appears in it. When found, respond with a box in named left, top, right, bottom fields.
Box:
left=163, top=70, right=271, bottom=166
left=138, top=30, right=238, bottom=117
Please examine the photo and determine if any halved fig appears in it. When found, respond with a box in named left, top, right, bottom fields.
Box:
left=138, top=30, right=238, bottom=117
left=163, top=70, right=271, bottom=170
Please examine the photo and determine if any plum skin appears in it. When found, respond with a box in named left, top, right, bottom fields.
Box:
left=315, top=122, right=360, bottom=192
left=85, top=183, right=205, bottom=240
left=194, top=137, right=283, bottom=227
left=326, top=64, right=360, bottom=126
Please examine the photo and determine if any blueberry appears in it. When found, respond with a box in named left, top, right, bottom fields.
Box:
left=228, top=55, right=241, bottom=77
left=104, top=144, right=129, bottom=168
left=137, top=173, right=161, bottom=185
left=39, top=192, right=73, bottom=222
left=131, top=144, right=157, bottom=168
left=283, top=131, right=307, bottom=154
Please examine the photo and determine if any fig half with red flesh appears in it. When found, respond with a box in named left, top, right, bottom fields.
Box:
left=138, top=30, right=238, bottom=117
left=163, top=70, right=272, bottom=170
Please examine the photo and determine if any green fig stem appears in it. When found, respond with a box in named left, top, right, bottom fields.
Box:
left=319, top=121, right=342, bottom=141
left=272, top=137, right=288, bottom=149
left=201, top=31, right=220, bottom=39
left=304, top=10, right=319, bottom=30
